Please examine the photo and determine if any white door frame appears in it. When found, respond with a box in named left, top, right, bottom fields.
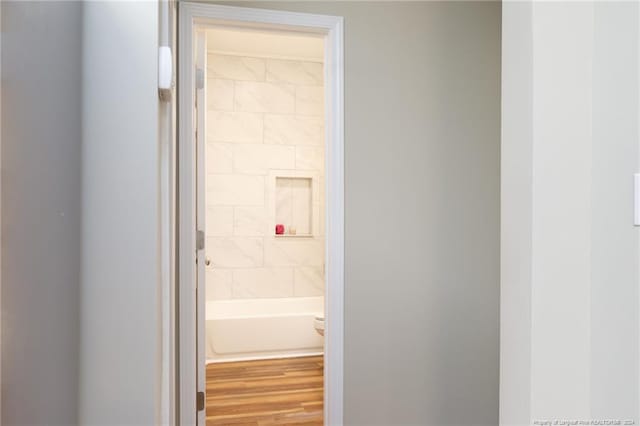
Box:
left=177, top=3, right=344, bottom=425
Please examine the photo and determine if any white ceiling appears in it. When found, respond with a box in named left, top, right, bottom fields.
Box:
left=206, top=27, right=324, bottom=63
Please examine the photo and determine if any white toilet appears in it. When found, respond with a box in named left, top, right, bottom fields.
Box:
left=314, top=314, right=325, bottom=336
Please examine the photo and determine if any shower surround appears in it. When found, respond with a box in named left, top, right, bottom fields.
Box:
left=205, top=51, right=326, bottom=361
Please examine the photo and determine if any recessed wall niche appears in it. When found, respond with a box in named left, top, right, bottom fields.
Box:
left=275, top=176, right=313, bottom=236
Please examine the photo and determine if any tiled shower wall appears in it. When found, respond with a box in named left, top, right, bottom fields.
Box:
left=205, top=53, right=325, bottom=300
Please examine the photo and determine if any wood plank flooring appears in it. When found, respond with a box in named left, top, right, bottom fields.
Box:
left=206, top=356, right=324, bottom=426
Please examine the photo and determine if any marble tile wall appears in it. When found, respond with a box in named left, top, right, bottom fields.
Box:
left=206, top=53, right=325, bottom=301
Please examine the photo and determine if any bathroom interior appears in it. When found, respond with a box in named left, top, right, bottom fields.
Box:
left=203, top=26, right=327, bottom=425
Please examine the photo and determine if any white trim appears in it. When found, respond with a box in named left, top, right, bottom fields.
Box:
left=0, top=4, right=3, bottom=424
left=158, top=1, right=176, bottom=425
left=177, top=9, right=196, bottom=424
left=637, top=0, right=640, bottom=418
left=177, top=3, right=344, bottom=425
left=193, top=29, right=207, bottom=426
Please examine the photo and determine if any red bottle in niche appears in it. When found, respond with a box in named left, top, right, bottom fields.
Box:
left=275, top=224, right=285, bottom=235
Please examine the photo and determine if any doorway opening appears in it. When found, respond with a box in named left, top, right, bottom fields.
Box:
left=204, top=25, right=326, bottom=424
left=177, top=4, right=344, bottom=426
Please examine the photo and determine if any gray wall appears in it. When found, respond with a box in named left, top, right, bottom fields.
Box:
left=79, top=1, right=159, bottom=425
left=591, top=3, right=639, bottom=418
left=219, top=2, right=501, bottom=425
left=1, top=2, right=82, bottom=425
left=500, top=2, right=533, bottom=424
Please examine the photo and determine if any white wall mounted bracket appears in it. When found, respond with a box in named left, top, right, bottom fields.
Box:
left=158, top=46, right=173, bottom=101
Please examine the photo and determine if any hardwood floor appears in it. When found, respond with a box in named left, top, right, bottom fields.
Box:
left=206, top=355, right=324, bottom=426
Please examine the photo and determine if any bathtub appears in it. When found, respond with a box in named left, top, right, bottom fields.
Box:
left=206, top=296, right=324, bottom=363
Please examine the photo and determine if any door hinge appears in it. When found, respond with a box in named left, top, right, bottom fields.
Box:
left=197, top=391, right=205, bottom=411
left=196, top=230, right=205, bottom=251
